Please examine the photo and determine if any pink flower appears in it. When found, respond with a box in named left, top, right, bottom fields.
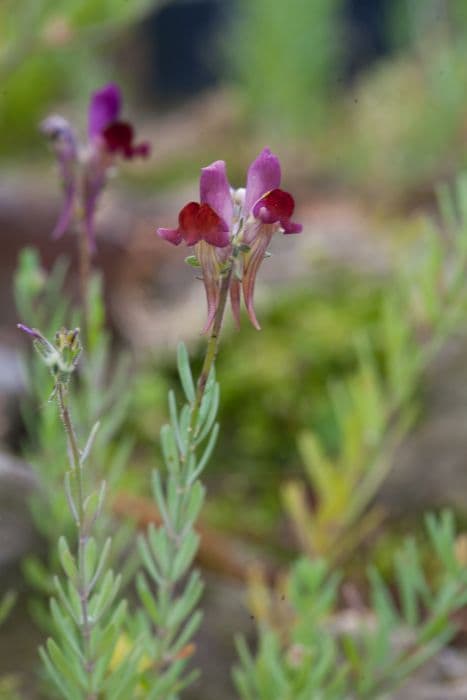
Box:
left=158, top=161, right=233, bottom=331
left=88, top=83, right=150, bottom=160
left=40, top=115, right=78, bottom=240
left=42, top=83, right=150, bottom=253
left=158, top=160, right=232, bottom=248
left=156, top=148, right=301, bottom=331
left=240, top=149, right=301, bottom=328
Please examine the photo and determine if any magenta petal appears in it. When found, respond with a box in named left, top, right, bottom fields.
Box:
left=82, top=168, right=106, bottom=254
left=242, top=229, right=273, bottom=330
left=230, top=277, right=241, bottom=329
left=244, top=148, right=281, bottom=217
left=202, top=226, right=230, bottom=248
left=200, top=160, right=233, bottom=229
left=40, top=115, right=78, bottom=238
left=17, top=323, right=42, bottom=340
left=52, top=155, right=77, bottom=239
left=157, top=227, right=183, bottom=245
left=88, top=83, right=121, bottom=139
left=196, top=241, right=221, bottom=333
left=52, top=184, right=76, bottom=239
left=283, top=221, right=303, bottom=234
left=241, top=219, right=263, bottom=247
left=84, top=201, right=98, bottom=254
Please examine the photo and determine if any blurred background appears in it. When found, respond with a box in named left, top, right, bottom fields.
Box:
left=3, top=0, right=467, bottom=698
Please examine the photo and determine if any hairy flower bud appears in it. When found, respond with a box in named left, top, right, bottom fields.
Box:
left=18, top=324, right=81, bottom=383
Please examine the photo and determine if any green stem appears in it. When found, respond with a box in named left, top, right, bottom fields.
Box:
left=77, top=222, right=91, bottom=348
left=156, top=262, right=233, bottom=663
left=190, top=263, right=234, bottom=432
left=56, top=382, right=95, bottom=693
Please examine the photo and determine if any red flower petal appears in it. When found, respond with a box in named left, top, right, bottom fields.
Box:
left=179, top=202, right=229, bottom=247
left=253, top=188, right=295, bottom=223
left=102, top=121, right=133, bottom=154
left=179, top=202, right=205, bottom=245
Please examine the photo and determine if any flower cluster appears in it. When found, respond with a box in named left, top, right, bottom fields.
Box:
left=42, top=84, right=149, bottom=252
left=157, top=148, right=301, bottom=330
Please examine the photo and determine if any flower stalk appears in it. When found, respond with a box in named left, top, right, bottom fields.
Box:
left=77, top=218, right=91, bottom=345
left=190, top=261, right=233, bottom=429
left=136, top=265, right=234, bottom=696
left=18, top=324, right=132, bottom=699
left=55, top=380, right=94, bottom=681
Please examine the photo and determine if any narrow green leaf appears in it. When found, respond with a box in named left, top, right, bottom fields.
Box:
left=49, top=598, right=82, bottom=660
left=148, top=524, right=171, bottom=576
left=80, top=421, right=100, bottom=465
left=39, top=646, right=76, bottom=700
left=0, top=590, right=16, bottom=624
left=53, top=578, right=81, bottom=625
left=46, top=638, right=86, bottom=691
left=166, top=571, right=203, bottom=631
left=195, top=383, right=220, bottom=444
left=58, top=536, right=78, bottom=583
left=64, top=471, right=79, bottom=525
left=181, top=482, right=205, bottom=533
left=172, top=531, right=200, bottom=581
left=187, top=423, right=219, bottom=485
left=168, top=389, right=184, bottom=453
left=171, top=609, right=203, bottom=655
left=138, top=534, right=164, bottom=586
left=88, top=537, right=112, bottom=592
left=136, top=573, right=160, bottom=625
left=89, top=570, right=121, bottom=622
left=160, top=424, right=180, bottom=475
left=83, top=481, right=106, bottom=529
left=177, top=343, right=195, bottom=403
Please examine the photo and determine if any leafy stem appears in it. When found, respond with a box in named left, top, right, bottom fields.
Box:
left=56, top=380, right=94, bottom=688
left=137, top=260, right=234, bottom=696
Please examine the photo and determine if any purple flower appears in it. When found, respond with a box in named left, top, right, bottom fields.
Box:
left=17, top=323, right=55, bottom=358
left=156, top=148, right=301, bottom=331
left=17, top=323, right=43, bottom=341
left=88, top=83, right=150, bottom=159
left=40, top=115, right=78, bottom=240
left=42, top=83, right=150, bottom=253
left=241, top=148, right=301, bottom=328
left=158, top=161, right=233, bottom=331
left=158, top=160, right=232, bottom=248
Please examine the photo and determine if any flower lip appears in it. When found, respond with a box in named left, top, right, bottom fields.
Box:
left=102, top=121, right=150, bottom=159
left=179, top=202, right=230, bottom=247
left=252, top=188, right=302, bottom=234
left=157, top=226, right=183, bottom=246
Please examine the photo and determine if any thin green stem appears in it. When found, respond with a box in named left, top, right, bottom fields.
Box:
left=190, top=263, right=234, bottom=433
left=154, top=261, right=233, bottom=665
left=56, top=382, right=95, bottom=692
left=77, top=222, right=91, bottom=348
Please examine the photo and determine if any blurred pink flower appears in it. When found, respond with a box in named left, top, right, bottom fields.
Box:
left=42, top=83, right=150, bottom=252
